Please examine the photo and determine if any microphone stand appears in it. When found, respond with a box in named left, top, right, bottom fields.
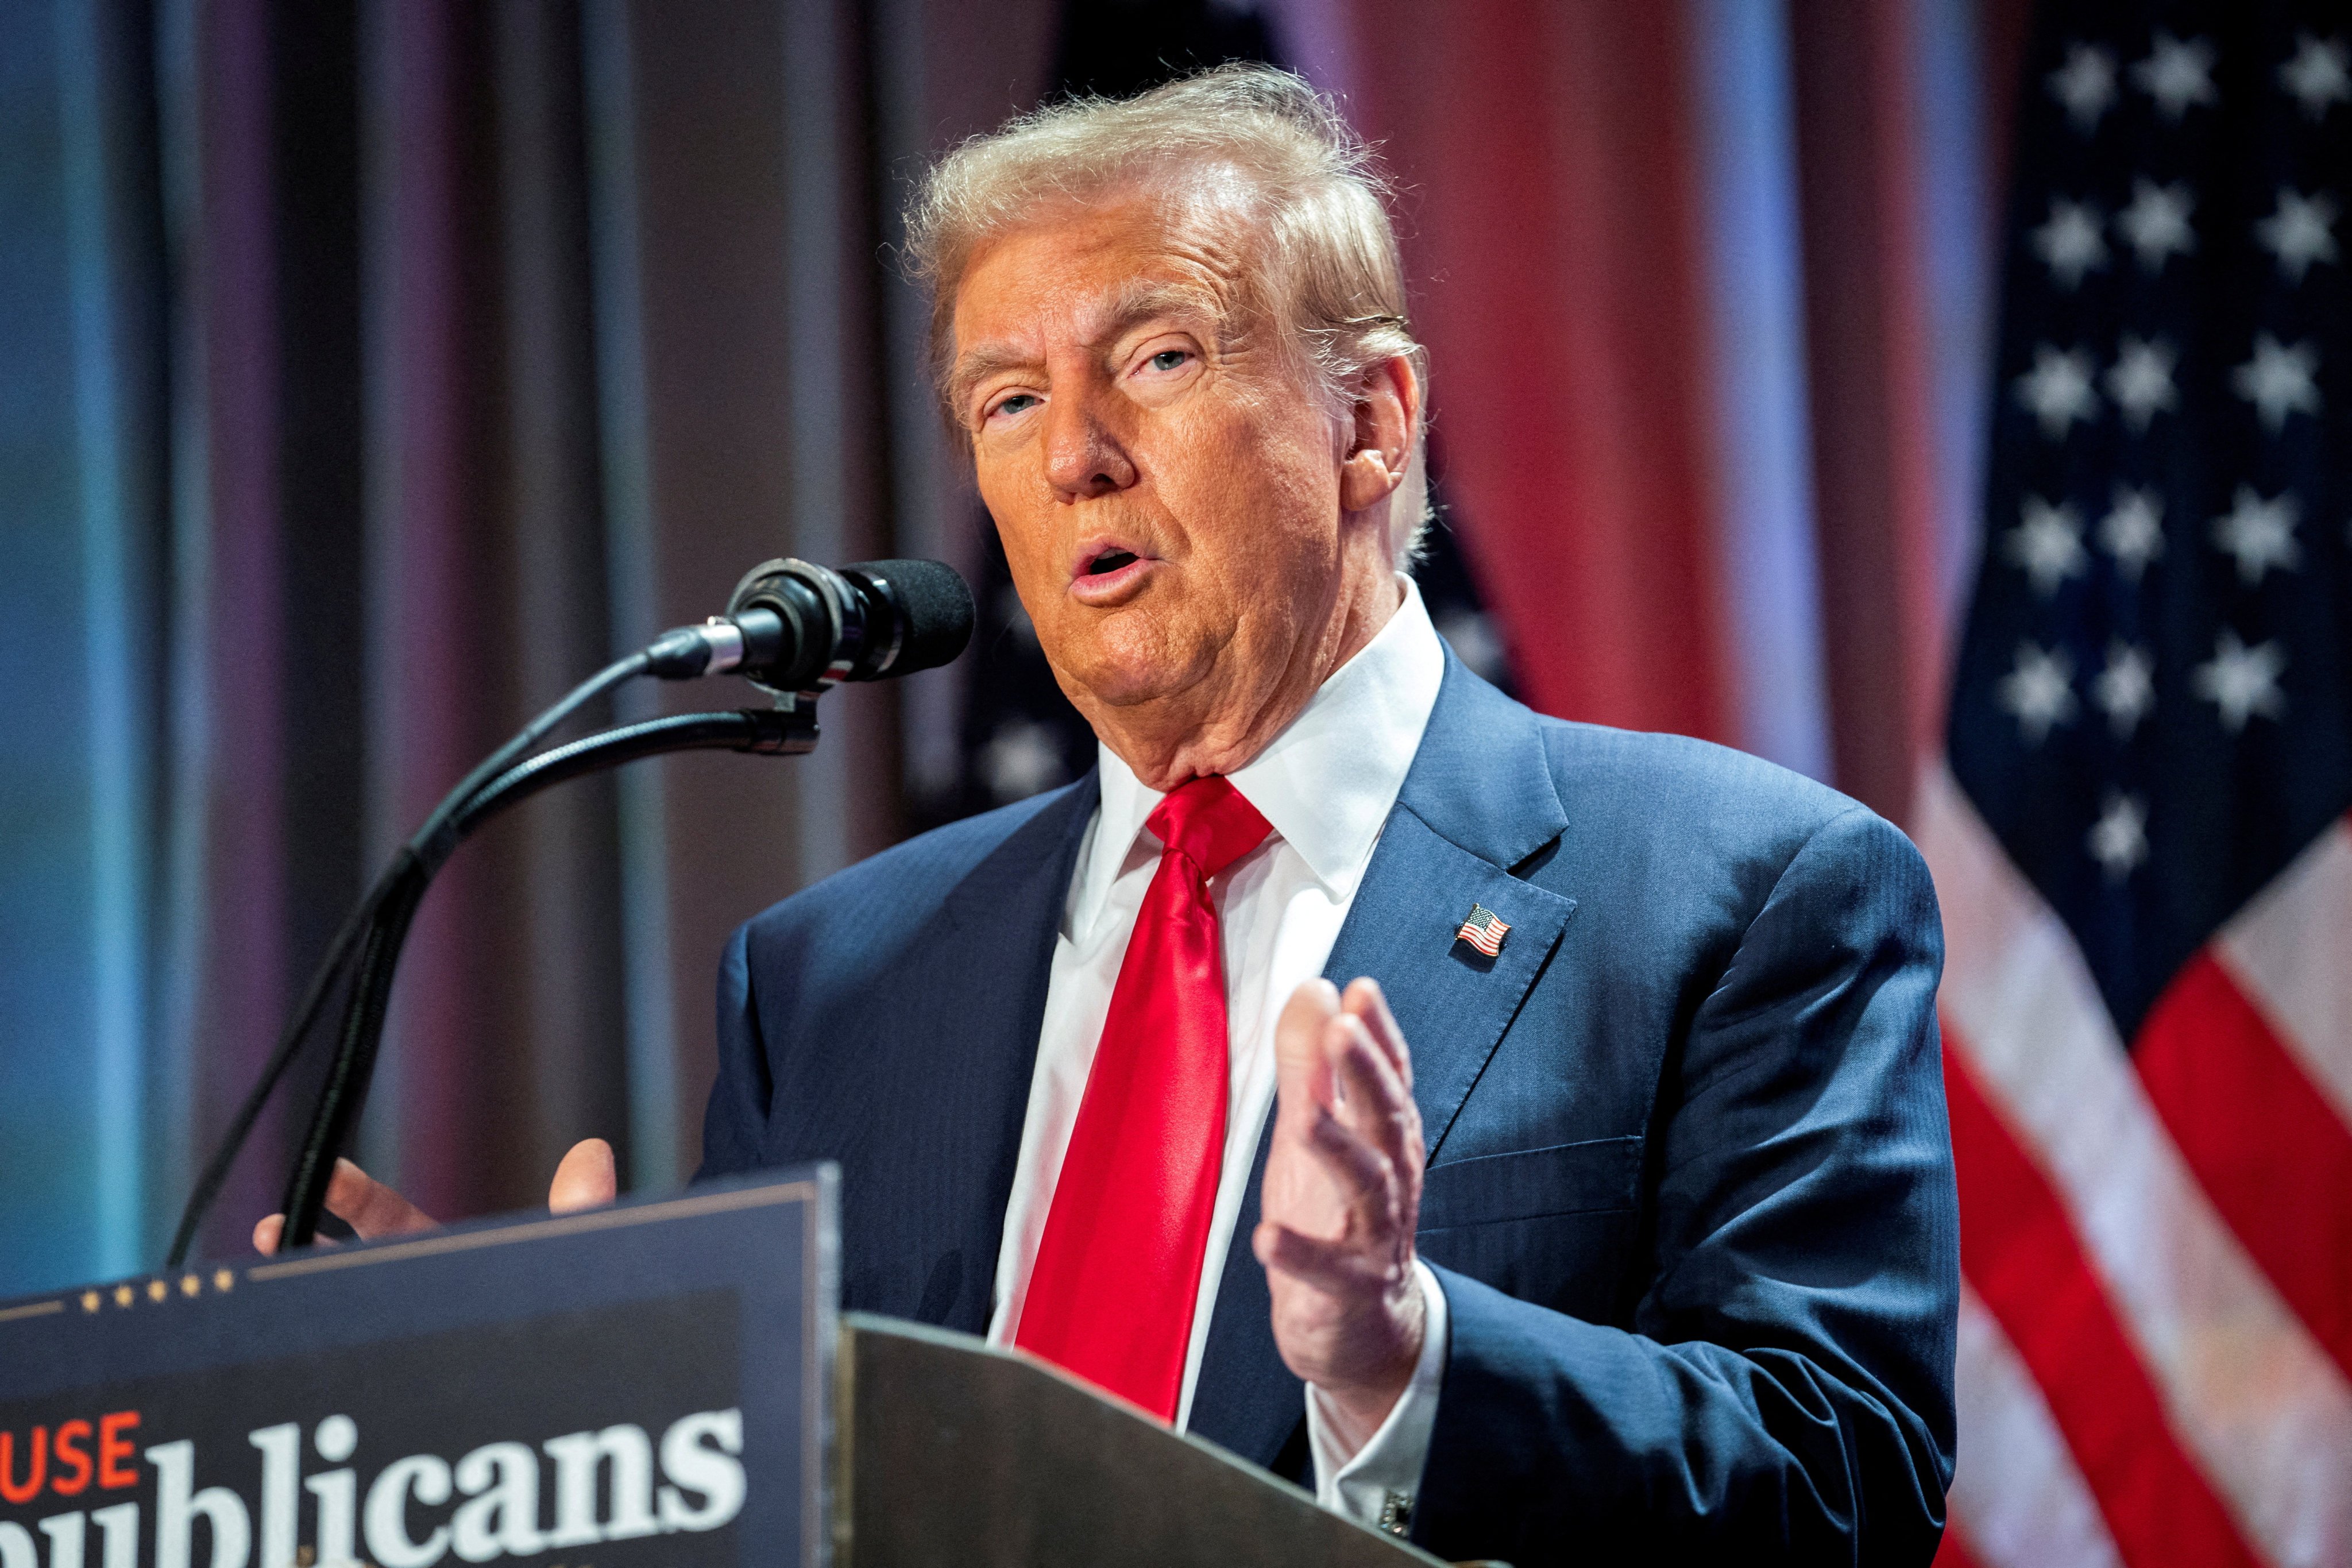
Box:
left=165, top=554, right=974, bottom=1266
left=275, top=706, right=816, bottom=1249
left=165, top=697, right=818, bottom=1264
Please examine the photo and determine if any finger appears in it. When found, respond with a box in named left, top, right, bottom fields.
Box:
left=1275, top=978, right=1342, bottom=1114
left=1253, top=1219, right=1393, bottom=1295
left=1341, top=977, right=1413, bottom=1094
left=1327, top=1010, right=1407, bottom=1120
left=252, top=1214, right=340, bottom=1254
left=549, top=1138, right=617, bottom=1214
left=1326, top=1013, right=1418, bottom=1176
left=325, top=1157, right=438, bottom=1239
left=1303, top=1103, right=1397, bottom=1229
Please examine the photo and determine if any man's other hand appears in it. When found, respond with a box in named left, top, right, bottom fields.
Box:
left=253, top=1137, right=617, bottom=1254
left=1253, top=976, right=1427, bottom=1454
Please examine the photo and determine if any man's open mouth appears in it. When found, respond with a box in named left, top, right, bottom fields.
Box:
left=1081, top=548, right=1140, bottom=578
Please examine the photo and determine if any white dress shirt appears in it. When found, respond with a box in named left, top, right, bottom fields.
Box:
left=984, top=576, right=1451, bottom=1532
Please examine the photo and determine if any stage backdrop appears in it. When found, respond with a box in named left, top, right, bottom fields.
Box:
left=0, top=0, right=2018, bottom=1323
left=39, top=5, right=2352, bottom=1566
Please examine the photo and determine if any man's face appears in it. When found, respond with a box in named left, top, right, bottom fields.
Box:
left=949, top=191, right=1380, bottom=748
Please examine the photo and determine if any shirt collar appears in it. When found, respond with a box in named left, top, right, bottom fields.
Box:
left=1075, top=577, right=1447, bottom=934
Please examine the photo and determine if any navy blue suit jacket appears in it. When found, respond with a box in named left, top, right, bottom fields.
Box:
left=701, top=655, right=1959, bottom=1564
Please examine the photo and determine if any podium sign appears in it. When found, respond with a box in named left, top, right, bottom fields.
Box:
left=0, top=1171, right=837, bottom=1568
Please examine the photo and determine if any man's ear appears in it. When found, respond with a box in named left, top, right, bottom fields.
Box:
left=1339, top=354, right=1420, bottom=515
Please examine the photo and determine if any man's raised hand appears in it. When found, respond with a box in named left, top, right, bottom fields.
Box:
left=252, top=1137, right=617, bottom=1254
left=1253, top=976, right=1427, bottom=1455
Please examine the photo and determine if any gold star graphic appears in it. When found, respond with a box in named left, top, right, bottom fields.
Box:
left=80, top=1290, right=101, bottom=1314
left=145, top=1279, right=167, bottom=1304
left=112, top=1284, right=134, bottom=1308
left=179, top=1275, right=202, bottom=1298
left=213, top=1269, right=234, bottom=1293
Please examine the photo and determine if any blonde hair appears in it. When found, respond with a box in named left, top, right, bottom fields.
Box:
left=905, top=63, right=1431, bottom=566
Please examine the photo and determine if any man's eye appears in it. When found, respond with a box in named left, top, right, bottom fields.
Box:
left=989, top=392, right=1040, bottom=420
left=1146, top=349, right=1189, bottom=373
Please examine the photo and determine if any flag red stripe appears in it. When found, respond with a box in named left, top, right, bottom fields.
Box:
left=1943, top=1029, right=2262, bottom=1568
left=2133, top=949, right=2352, bottom=1385
left=1932, top=1519, right=1988, bottom=1568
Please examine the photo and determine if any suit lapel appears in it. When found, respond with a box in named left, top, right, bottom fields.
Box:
left=1326, top=810, right=1578, bottom=1157
left=1187, top=656, right=1577, bottom=1466
left=841, top=774, right=1097, bottom=1333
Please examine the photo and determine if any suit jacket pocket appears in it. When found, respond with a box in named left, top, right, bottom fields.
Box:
left=1417, top=1135, right=1642, bottom=1231
left=1416, top=1137, right=1644, bottom=1320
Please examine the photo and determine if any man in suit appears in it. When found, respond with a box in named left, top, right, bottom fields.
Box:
left=270, top=64, right=1957, bottom=1563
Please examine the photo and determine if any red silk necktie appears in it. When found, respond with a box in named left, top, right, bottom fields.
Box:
left=1015, top=775, right=1273, bottom=1419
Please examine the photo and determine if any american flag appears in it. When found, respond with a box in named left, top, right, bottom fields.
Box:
left=1454, top=904, right=1509, bottom=959
left=1920, top=9, right=2352, bottom=1568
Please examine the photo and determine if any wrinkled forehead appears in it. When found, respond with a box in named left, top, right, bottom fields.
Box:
left=947, top=173, right=1277, bottom=355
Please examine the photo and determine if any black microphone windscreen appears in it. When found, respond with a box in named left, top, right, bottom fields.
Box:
left=854, top=559, right=974, bottom=676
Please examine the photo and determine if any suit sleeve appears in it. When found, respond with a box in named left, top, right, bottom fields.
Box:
left=696, top=922, right=775, bottom=1180
left=1411, top=806, right=1959, bottom=1566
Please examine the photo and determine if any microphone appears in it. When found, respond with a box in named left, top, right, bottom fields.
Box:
left=646, top=557, right=975, bottom=692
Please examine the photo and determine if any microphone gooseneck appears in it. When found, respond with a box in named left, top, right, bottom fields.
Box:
left=168, top=554, right=975, bottom=1265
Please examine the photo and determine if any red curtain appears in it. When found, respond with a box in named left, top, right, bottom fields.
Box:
left=1350, top=1, right=1737, bottom=743
left=1338, top=0, right=2029, bottom=822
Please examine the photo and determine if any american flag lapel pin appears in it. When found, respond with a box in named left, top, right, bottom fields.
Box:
left=1454, top=903, right=1509, bottom=958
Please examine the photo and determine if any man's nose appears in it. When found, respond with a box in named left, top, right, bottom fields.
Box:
left=1042, top=387, right=1137, bottom=501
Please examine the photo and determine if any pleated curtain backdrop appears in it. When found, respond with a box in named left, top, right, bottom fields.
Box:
left=183, top=0, right=950, bottom=1253
left=0, top=0, right=1023, bottom=1285
left=2, top=0, right=2022, bottom=1292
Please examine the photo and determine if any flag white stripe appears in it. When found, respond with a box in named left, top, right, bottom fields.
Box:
left=2215, top=816, right=2352, bottom=1131
left=1918, top=763, right=2352, bottom=1568
left=1949, top=1282, right=2126, bottom=1568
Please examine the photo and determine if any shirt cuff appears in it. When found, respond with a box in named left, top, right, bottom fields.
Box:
left=1304, top=1257, right=1449, bottom=1537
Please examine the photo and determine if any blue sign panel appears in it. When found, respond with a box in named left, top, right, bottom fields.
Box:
left=0, top=1170, right=837, bottom=1568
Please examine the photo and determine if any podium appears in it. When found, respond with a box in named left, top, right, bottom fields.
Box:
left=0, top=1172, right=1446, bottom=1568
left=840, top=1314, right=1440, bottom=1566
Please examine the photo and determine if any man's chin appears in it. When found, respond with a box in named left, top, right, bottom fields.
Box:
left=1067, top=665, right=1188, bottom=712
left=1053, top=644, right=1215, bottom=717
left=1038, top=615, right=1181, bottom=703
